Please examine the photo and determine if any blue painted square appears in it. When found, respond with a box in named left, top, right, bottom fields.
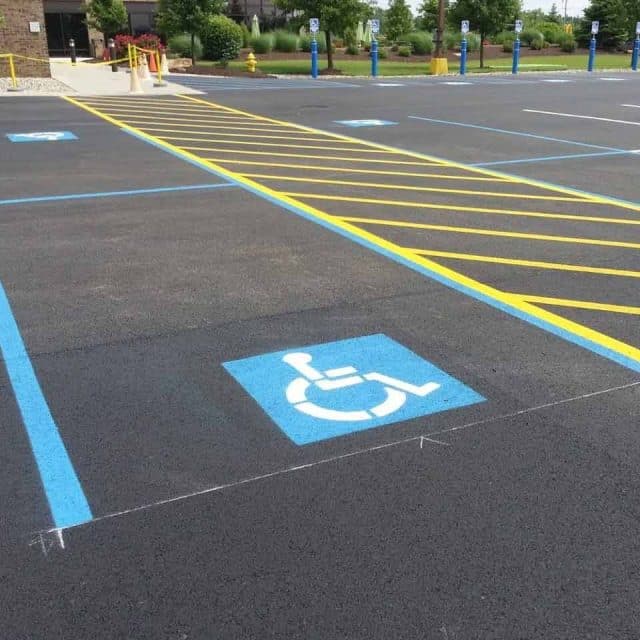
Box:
left=334, top=119, right=397, bottom=128
left=223, top=334, right=485, bottom=445
left=7, top=131, right=77, bottom=143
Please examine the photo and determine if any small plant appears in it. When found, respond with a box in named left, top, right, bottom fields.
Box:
left=167, top=33, right=202, bottom=59
left=345, top=43, right=360, bottom=55
left=401, top=31, right=433, bottom=55
left=530, top=35, right=544, bottom=50
left=135, top=33, right=162, bottom=51
left=344, top=26, right=357, bottom=49
left=465, top=33, right=481, bottom=52
left=520, top=29, right=544, bottom=47
left=201, top=14, right=244, bottom=63
left=557, top=32, right=576, bottom=52
left=503, top=39, right=514, bottom=52
left=240, top=22, right=251, bottom=48
left=114, top=34, right=136, bottom=57
left=398, top=45, right=411, bottom=57
left=251, top=33, right=274, bottom=54
left=273, top=30, right=298, bottom=52
left=378, top=47, right=388, bottom=59
left=299, top=33, right=327, bottom=53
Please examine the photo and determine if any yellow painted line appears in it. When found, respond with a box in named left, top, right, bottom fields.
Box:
left=410, top=249, right=640, bottom=278
left=116, top=118, right=287, bottom=129
left=282, top=192, right=640, bottom=226
left=213, top=159, right=511, bottom=181
left=139, top=125, right=312, bottom=135
left=65, top=96, right=640, bottom=369
left=201, top=153, right=444, bottom=166
left=180, top=95, right=633, bottom=209
left=158, top=133, right=349, bottom=143
left=100, top=111, right=275, bottom=123
left=337, top=216, right=640, bottom=250
left=180, top=141, right=394, bottom=153
left=512, top=294, right=640, bottom=315
left=241, top=174, right=584, bottom=202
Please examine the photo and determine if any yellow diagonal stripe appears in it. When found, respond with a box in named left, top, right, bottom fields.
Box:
left=512, top=294, right=640, bottom=315
left=337, top=215, right=640, bottom=249
left=202, top=153, right=444, bottom=166
left=281, top=192, right=640, bottom=225
left=241, top=174, right=584, bottom=202
left=410, top=249, right=640, bottom=278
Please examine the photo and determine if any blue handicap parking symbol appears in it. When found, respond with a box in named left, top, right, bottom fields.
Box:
left=224, top=334, right=485, bottom=445
left=7, top=131, right=77, bottom=143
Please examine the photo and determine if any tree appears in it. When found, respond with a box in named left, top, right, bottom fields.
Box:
left=448, top=0, right=521, bottom=67
left=157, top=0, right=224, bottom=65
left=577, top=0, right=629, bottom=48
left=274, top=0, right=369, bottom=70
left=418, top=0, right=439, bottom=31
left=84, top=0, right=128, bottom=42
left=547, top=3, right=562, bottom=23
left=385, top=0, right=414, bottom=40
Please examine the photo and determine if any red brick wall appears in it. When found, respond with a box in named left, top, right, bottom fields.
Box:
left=0, top=0, right=51, bottom=77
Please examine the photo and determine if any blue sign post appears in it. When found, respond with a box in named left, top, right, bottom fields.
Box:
left=460, top=20, right=469, bottom=75
left=632, top=23, right=640, bottom=70
left=588, top=21, right=598, bottom=72
left=224, top=334, right=485, bottom=445
left=370, top=19, right=380, bottom=78
left=310, top=18, right=319, bottom=79
left=512, top=20, right=522, bottom=74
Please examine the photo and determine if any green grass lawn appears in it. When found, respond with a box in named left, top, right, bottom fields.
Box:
left=225, top=53, right=632, bottom=76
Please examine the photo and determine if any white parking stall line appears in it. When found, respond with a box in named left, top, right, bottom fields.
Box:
left=524, top=109, right=640, bottom=127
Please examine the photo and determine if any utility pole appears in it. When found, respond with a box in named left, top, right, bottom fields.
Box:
left=434, top=0, right=446, bottom=57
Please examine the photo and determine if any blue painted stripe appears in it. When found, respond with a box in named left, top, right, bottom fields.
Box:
left=407, top=115, right=623, bottom=151
left=472, top=149, right=634, bottom=167
left=123, top=129, right=640, bottom=374
left=0, top=183, right=235, bottom=207
left=0, top=283, right=92, bottom=529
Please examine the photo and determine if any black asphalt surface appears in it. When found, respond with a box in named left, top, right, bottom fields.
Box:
left=2, top=75, right=640, bottom=639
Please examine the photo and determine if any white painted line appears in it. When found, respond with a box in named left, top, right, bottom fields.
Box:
left=599, top=77, right=625, bottom=81
left=375, top=82, right=405, bottom=87
left=441, top=81, right=473, bottom=86
left=541, top=79, right=572, bottom=83
left=524, top=108, right=640, bottom=127
left=621, top=104, right=640, bottom=109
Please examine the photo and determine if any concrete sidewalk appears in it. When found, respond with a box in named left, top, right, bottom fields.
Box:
left=50, top=60, right=200, bottom=96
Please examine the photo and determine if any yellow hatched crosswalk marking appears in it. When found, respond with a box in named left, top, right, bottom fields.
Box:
left=511, top=294, right=640, bottom=315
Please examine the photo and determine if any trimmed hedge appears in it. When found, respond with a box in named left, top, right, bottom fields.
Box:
left=201, top=15, right=243, bottom=62
left=520, top=29, right=544, bottom=46
left=557, top=32, right=576, bottom=52
left=400, top=31, right=433, bottom=55
left=168, top=33, right=203, bottom=59
left=273, top=30, right=298, bottom=52
left=251, top=33, right=274, bottom=53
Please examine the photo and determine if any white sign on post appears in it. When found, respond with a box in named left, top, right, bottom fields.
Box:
left=515, top=20, right=523, bottom=34
left=309, top=18, right=319, bottom=34
left=591, top=20, right=599, bottom=34
left=461, top=20, right=470, bottom=34
left=370, top=19, right=380, bottom=35
left=636, top=21, right=640, bottom=35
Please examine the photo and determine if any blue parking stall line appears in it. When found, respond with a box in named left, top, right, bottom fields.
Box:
left=408, top=115, right=624, bottom=151
left=0, top=282, right=93, bottom=529
left=472, top=149, right=636, bottom=167
left=0, top=183, right=236, bottom=207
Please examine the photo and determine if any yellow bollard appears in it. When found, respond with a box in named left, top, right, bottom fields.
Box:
left=246, top=52, right=257, bottom=73
left=153, top=50, right=167, bottom=87
left=7, top=54, right=22, bottom=92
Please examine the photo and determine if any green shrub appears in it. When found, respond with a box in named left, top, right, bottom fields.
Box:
left=398, top=45, right=411, bottom=57
left=251, top=33, right=274, bottom=54
left=167, top=33, right=203, bottom=59
left=539, top=21, right=564, bottom=44
left=465, top=33, right=481, bottom=52
left=345, top=43, right=360, bottom=55
left=503, top=40, right=514, bottom=52
left=520, top=29, right=544, bottom=46
left=444, top=31, right=460, bottom=50
left=299, top=33, right=327, bottom=53
left=273, top=29, right=298, bottom=52
left=240, top=22, right=251, bottom=48
left=493, top=31, right=514, bottom=45
left=344, top=26, right=357, bottom=48
left=557, top=32, right=576, bottom=52
left=378, top=47, right=388, bottom=59
left=530, top=35, right=544, bottom=50
left=400, top=31, right=433, bottom=55
left=200, top=15, right=243, bottom=62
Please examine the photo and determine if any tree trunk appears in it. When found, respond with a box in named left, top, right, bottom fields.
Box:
left=326, top=30, right=333, bottom=70
left=191, top=32, right=196, bottom=66
left=480, top=29, right=485, bottom=68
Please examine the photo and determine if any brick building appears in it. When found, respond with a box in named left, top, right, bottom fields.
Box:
left=0, top=0, right=51, bottom=77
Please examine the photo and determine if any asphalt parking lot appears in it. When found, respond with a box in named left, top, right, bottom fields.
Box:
left=2, top=73, right=640, bottom=639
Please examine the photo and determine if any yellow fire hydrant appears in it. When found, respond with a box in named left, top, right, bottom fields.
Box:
left=246, top=52, right=257, bottom=73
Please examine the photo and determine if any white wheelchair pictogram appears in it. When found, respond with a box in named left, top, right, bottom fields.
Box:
left=16, top=132, right=67, bottom=141
left=283, top=352, right=441, bottom=422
